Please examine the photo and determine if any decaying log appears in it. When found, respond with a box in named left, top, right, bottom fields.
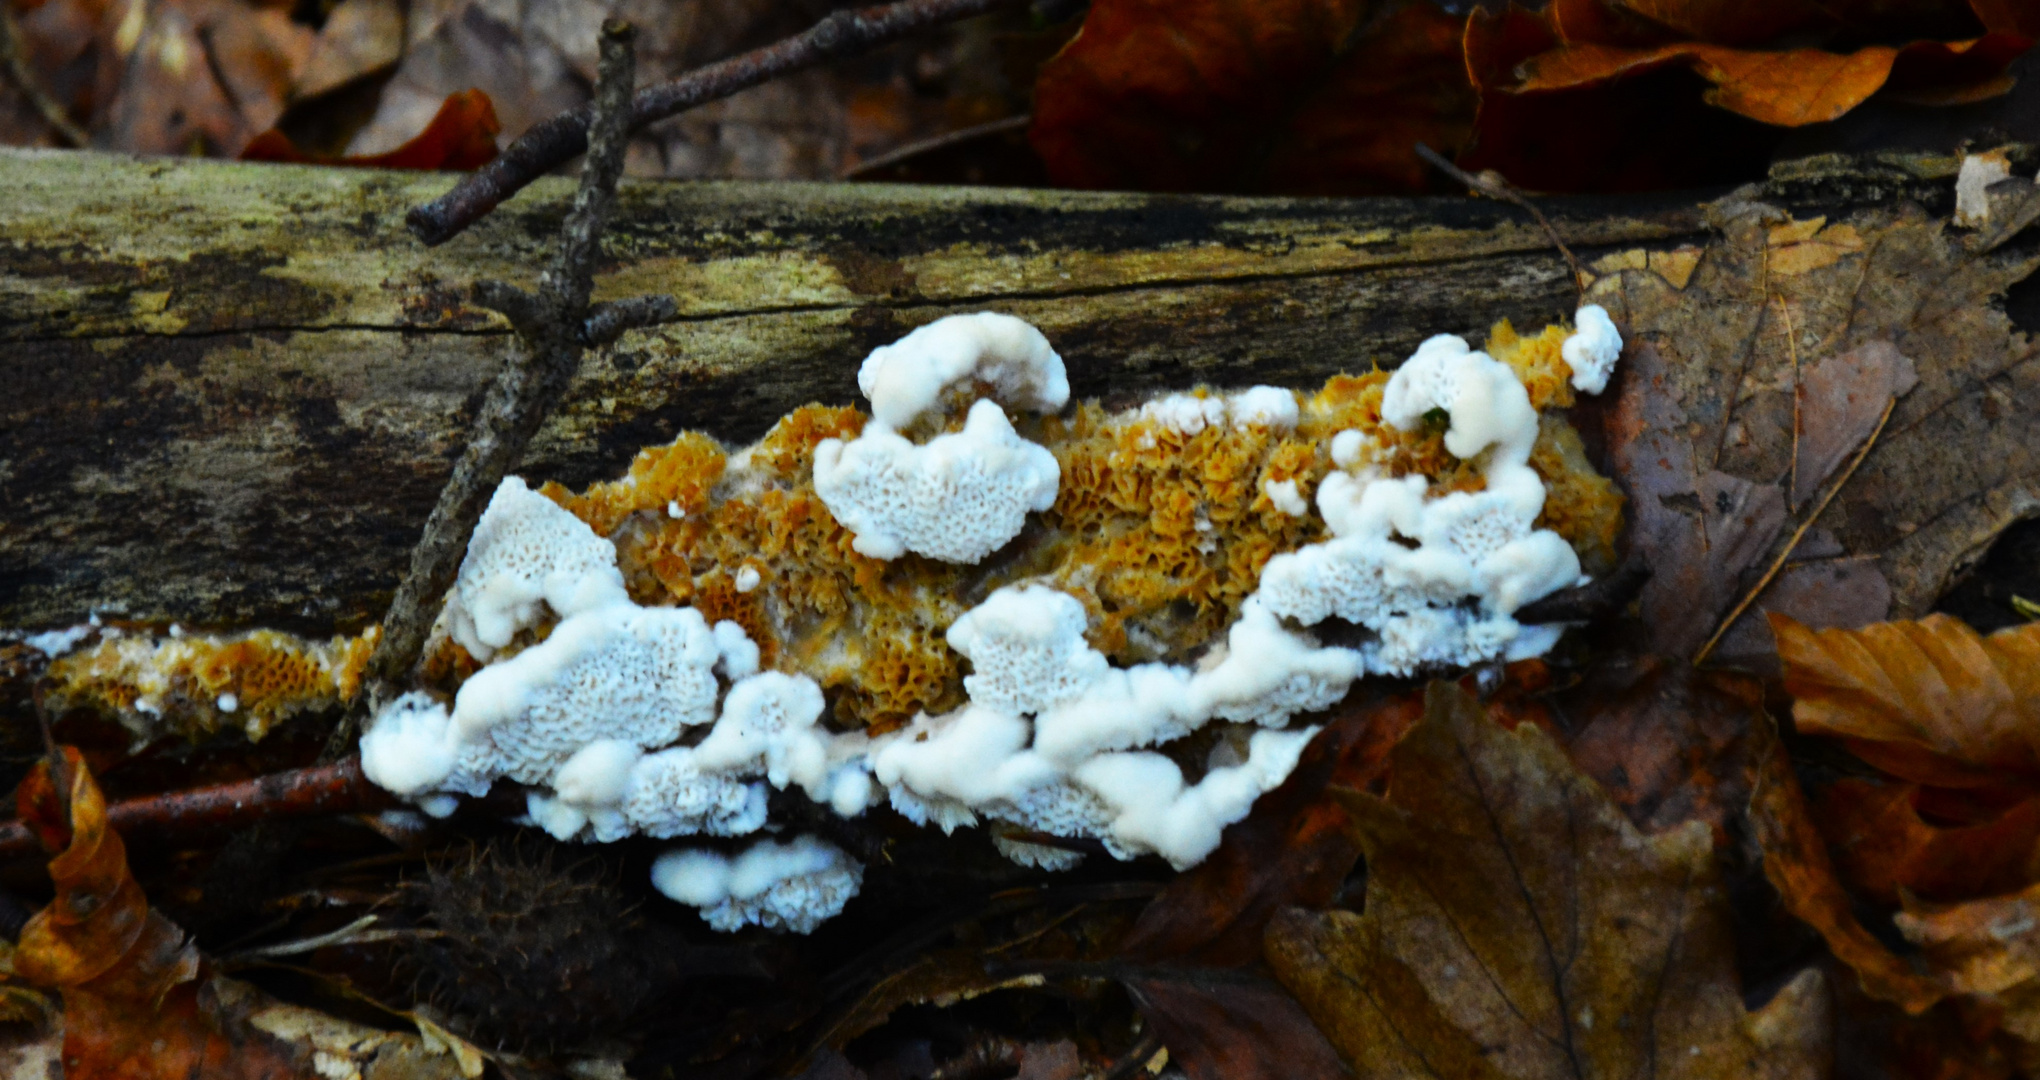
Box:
left=0, top=147, right=2019, bottom=636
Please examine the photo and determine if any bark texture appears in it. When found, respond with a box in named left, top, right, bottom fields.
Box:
left=0, top=147, right=2019, bottom=636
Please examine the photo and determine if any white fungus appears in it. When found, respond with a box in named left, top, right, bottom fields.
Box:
left=1261, top=477, right=1308, bottom=517
left=351, top=309, right=1622, bottom=934
left=857, top=311, right=1068, bottom=429
left=444, top=476, right=629, bottom=661
left=651, top=836, right=864, bottom=933
left=1561, top=304, right=1623, bottom=394
left=23, top=624, right=92, bottom=658
left=813, top=399, right=1060, bottom=562
left=360, top=691, right=459, bottom=798
left=1227, top=386, right=1299, bottom=430
left=216, top=693, right=238, bottom=714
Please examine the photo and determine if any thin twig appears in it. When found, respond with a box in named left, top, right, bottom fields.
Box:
left=841, top=113, right=1032, bottom=179
left=227, top=915, right=442, bottom=961
left=1777, top=296, right=1802, bottom=505
left=1694, top=396, right=1896, bottom=666
left=0, top=5, right=86, bottom=148
left=407, top=0, right=1019, bottom=246
left=582, top=293, right=679, bottom=347
left=1415, top=143, right=1585, bottom=306
left=333, top=22, right=645, bottom=759
left=0, top=756, right=396, bottom=859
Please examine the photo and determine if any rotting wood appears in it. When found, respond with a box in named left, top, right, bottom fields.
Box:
left=1, top=146, right=2030, bottom=639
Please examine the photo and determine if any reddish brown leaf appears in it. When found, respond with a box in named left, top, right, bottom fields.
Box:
left=1749, top=727, right=1948, bottom=1013
left=12, top=749, right=311, bottom=1079
left=1029, top=0, right=1474, bottom=195
left=1115, top=690, right=1421, bottom=968
left=1559, top=656, right=1768, bottom=843
left=1772, top=613, right=2040, bottom=790
left=1122, top=972, right=1346, bottom=1080
left=1816, top=778, right=2040, bottom=905
left=240, top=88, right=500, bottom=171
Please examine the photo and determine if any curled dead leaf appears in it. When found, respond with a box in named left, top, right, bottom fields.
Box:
left=1773, top=613, right=2040, bottom=790
left=1817, top=779, right=2040, bottom=905
left=11, top=748, right=313, bottom=1079
left=1268, top=682, right=1833, bottom=1076
left=1749, top=726, right=1947, bottom=1013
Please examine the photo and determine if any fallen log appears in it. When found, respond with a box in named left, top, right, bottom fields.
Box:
left=1, top=146, right=2027, bottom=642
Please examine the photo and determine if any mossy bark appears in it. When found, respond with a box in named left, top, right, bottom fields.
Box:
left=0, top=147, right=1994, bottom=634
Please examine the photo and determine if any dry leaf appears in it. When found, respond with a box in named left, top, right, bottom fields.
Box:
left=1557, top=656, right=1768, bottom=842
left=1029, top=0, right=1474, bottom=195
left=1749, top=726, right=1948, bottom=1013
left=241, top=88, right=500, bottom=170
left=1267, top=682, right=1833, bottom=1077
left=11, top=748, right=313, bottom=1079
left=1608, top=340, right=1789, bottom=657
left=1791, top=340, right=1918, bottom=508
left=1817, top=778, right=2040, bottom=904
left=293, top=0, right=405, bottom=100
left=1115, top=690, right=1421, bottom=967
left=1773, top=613, right=2040, bottom=789
left=1586, top=182, right=2040, bottom=642
left=1122, top=972, right=1346, bottom=1080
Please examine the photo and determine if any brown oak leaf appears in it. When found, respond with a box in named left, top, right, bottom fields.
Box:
left=1267, top=682, right=1832, bottom=1078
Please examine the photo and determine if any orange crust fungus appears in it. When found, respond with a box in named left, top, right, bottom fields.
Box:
left=543, top=317, right=1625, bottom=731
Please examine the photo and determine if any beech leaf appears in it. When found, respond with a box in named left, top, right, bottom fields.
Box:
left=1266, top=682, right=1832, bottom=1078
left=1772, top=613, right=2040, bottom=789
left=1816, top=778, right=2040, bottom=904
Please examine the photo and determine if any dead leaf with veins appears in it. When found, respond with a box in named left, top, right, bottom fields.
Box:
left=1267, top=682, right=1832, bottom=1078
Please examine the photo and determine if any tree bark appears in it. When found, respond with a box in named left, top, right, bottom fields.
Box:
left=0, top=147, right=1987, bottom=635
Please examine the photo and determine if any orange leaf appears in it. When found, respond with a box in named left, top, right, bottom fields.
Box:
left=1029, top=0, right=1474, bottom=196
left=1749, top=729, right=1948, bottom=1013
left=1459, top=9, right=1779, bottom=191
left=1517, top=40, right=1901, bottom=125
left=1817, top=778, right=2040, bottom=905
left=240, top=88, right=501, bottom=171
left=11, top=750, right=311, bottom=1079
left=1772, top=613, right=2040, bottom=790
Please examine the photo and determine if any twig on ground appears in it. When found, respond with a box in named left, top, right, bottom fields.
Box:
left=1515, top=550, right=1652, bottom=626
left=226, top=915, right=439, bottom=961
left=1415, top=143, right=1585, bottom=305
left=1778, top=296, right=1803, bottom=506
left=334, top=21, right=653, bottom=759
left=0, top=755, right=397, bottom=859
left=1694, top=396, right=1897, bottom=666
left=406, top=0, right=1020, bottom=246
left=0, top=6, right=86, bottom=148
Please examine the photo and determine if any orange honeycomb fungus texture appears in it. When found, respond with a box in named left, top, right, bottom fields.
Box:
left=45, top=628, right=377, bottom=742
left=561, top=320, right=1624, bottom=730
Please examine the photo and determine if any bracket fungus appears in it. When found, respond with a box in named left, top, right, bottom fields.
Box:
left=248, top=307, right=1618, bottom=933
